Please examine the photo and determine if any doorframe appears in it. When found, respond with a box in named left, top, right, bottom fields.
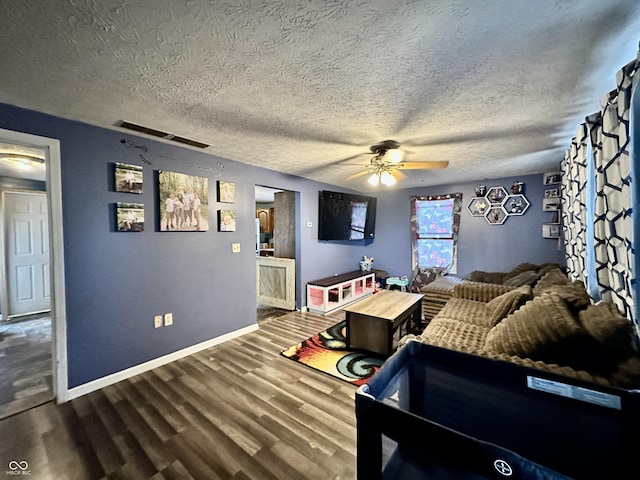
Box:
left=254, top=185, right=301, bottom=310
left=0, top=128, right=68, bottom=403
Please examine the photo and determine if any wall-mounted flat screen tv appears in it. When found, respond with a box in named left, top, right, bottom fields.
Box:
left=318, top=190, right=377, bottom=241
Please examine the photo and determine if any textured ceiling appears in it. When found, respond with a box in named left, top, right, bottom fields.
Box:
left=1, top=0, right=639, bottom=190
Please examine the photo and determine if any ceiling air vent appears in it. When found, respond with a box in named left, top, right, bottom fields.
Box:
left=117, top=121, right=210, bottom=149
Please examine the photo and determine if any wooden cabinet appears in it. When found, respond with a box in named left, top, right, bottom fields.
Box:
left=256, top=208, right=274, bottom=232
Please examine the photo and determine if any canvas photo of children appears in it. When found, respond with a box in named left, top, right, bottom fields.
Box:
left=218, top=209, right=236, bottom=232
left=116, top=202, right=144, bottom=232
left=115, top=162, right=143, bottom=194
left=158, top=170, right=209, bottom=231
left=217, top=181, right=235, bottom=203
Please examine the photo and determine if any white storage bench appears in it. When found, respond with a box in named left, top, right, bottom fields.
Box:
left=307, top=270, right=375, bottom=315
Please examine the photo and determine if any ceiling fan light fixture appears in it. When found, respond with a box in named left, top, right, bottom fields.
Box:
left=0, top=153, right=45, bottom=171
left=386, top=148, right=403, bottom=163
left=368, top=172, right=380, bottom=186
left=380, top=170, right=396, bottom=186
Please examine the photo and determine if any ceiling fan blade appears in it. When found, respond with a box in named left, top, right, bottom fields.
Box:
left=346, top=169, right=371, bottom=181
left=399, top=161, right=449, bottom=169
left=393, top=169, right=407, bottom=180
left=333, top=153, right=369, bottom=165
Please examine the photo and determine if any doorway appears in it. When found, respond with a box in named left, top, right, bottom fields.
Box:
left=255, top=185, right=298, bottom=322
left=0, top=128, right=67, bottom=416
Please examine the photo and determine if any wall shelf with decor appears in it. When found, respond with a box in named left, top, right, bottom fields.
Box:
left=542, top=171, right=561, bottom=238
left=466, top=182, right=529, bottom=224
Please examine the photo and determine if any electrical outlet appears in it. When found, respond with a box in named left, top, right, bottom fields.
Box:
left=164, top=313, right=173, bottom=326
left=154, top=315, right=163, bottom=329
left=232, top=242, right=241, bottom=253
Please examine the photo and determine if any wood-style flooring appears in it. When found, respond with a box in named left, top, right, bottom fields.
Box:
left=0, top=309, right=358, bottom=479
left=0, top=315, right=53, bottom=420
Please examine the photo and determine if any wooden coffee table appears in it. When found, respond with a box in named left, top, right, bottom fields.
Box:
left=344, top=290, right=424, bottom=357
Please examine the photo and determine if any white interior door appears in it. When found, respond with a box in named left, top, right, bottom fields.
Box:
left=3, top=191, right=51, bottom=317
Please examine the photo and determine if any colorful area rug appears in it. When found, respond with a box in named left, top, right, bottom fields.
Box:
left=281, top=321, right=385, bottom=386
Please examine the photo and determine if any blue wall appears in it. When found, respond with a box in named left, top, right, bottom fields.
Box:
left=368, top=175, right=566, bottom=279
left=0, top=102, right=563, bottom=388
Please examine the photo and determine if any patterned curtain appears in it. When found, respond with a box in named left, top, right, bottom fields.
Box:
left=561, top=123, right=589, bottom=283
left=589, top=56, right=638, bottom=322
left=409, top=192, right=462, bottom=292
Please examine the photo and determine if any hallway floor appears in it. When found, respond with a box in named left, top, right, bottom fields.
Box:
left=0, top=315, right=53, bottom=419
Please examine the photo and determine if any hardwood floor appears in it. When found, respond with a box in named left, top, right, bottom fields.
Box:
left=0, top=310, right=358, bottom=479
left=0, top=315, right=53, bottom=420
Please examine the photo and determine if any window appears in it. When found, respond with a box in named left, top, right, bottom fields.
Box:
left=415, top=198, right=455, bottom=269
left=410, top=193, right=462, bottom=285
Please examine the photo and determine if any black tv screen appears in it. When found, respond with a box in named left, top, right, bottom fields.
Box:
left=318, top=190, right=377, bottom=241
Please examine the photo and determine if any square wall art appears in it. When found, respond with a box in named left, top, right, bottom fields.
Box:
left=117, top=202, right=144, bottom=232
left=218, top=209, right=236, bottom=232
left=217, top=180, right=235, bottom=203
left=115, top=162, right=143, bottom=194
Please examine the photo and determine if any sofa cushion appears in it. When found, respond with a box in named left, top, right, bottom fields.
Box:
left=610, top=356, right=640, bottom=389
left=486, top=285, right=533, bottom=327
left=436, top=298, right=493, bottom=326
left=453, top=282, right=514, bottom=302
left=466, top=270, right=507, bottom=284
left=579, top=302, right=635, bottom=359
left=503, top=270, right=540, bottom=287
left=535, top=281, right=591, bottom=311
left=533, top=268, right=568, bottom=296
left=421, top=318, right=489, bottom=354
left=504, top=262, right=539, bottom=281
left=537, top=263, right=564, bottom=277
left=484, top=293, right=600, bottom=371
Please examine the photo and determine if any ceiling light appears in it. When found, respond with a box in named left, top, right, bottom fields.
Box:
left=386, top=148, right=404, bottom=163
left=0, top=154, right=45, bottom=171
left=380, top=170, right=396, bottom=186
left=368, top=173, right=380, bottom=186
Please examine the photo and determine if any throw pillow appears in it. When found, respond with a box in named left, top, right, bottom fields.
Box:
left=533, top=268, right=568, bottom=296
left=535, top=281, right=591, bottom=311
left=485, top=293, right=599, bottom=371
left=579, top=302, right=635, bottom=360
left=537, top=263, right=564, bottom=277
left=504, top=262, right=539, bottom=281
left=503, top=270, right=540, bottom=287
left=485, top=285, right=533, bottom=327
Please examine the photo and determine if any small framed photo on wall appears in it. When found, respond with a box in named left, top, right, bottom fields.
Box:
left=217, top=180, right=235, bottom=203
left=545, top=188, right=560, bottom=198
left=115, top=162, right=143, bottom=194
left=218, top=209, right=236, bottom=231
left=542, top=198, right=560, bottom=211
left=542, top=223, right=561, bottom=239
left=116, top=202, right=144, bottom=232
left=543, top=171, right=561, bottom=185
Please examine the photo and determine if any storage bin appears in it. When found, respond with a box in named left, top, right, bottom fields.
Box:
left=355, top=341, right=640, bottom=479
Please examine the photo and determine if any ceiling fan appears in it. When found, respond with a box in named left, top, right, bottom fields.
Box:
left=346, top=140, right=449, bottom=186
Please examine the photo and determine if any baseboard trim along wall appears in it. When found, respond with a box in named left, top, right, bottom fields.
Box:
left=63, top=323, right=259, bottom=402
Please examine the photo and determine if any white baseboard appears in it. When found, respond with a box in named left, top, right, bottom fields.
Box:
left=62, top=323, right=259, bottom=402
